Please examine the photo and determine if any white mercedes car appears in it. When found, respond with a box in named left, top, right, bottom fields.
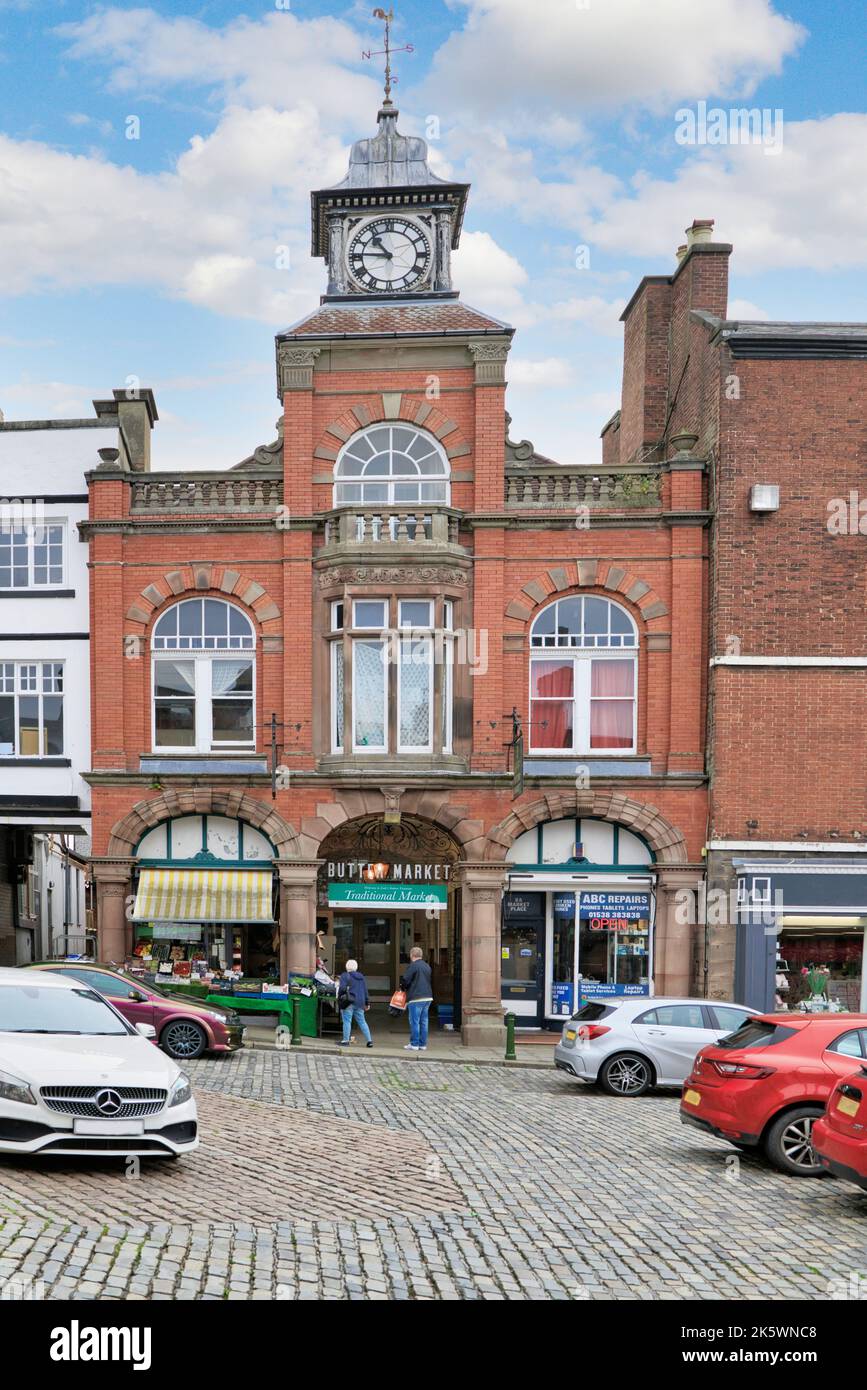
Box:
left=554, top=995, right=759, bottom=1096
left=0, top=967, right=198, bottom=1159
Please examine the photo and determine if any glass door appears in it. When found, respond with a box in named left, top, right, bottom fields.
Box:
left=501, top=891, right=545, bottom=1024
left=576, top=889, right=652, bottom=1003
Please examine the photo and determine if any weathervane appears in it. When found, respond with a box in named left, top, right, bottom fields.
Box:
left=363, top=6, right=414, bottom=102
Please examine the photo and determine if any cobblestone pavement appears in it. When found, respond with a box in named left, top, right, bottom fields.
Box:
left=1, top=1050, right=865, bottom=1300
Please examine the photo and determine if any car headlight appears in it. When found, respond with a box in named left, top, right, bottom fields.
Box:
left=205, top=1011, right=230, bottom=1025
left=168, top=1073, right=193, bottom=1108
left=0, top=1069, right=36, bottom=1106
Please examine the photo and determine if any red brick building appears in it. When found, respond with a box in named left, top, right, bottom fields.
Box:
left=83, top=98, right=866, bottom=1040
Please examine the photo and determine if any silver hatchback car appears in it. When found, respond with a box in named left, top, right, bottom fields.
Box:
left=554, top=996, right=758, bottom=1096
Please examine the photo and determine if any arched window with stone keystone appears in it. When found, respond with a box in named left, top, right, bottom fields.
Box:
left=528, top=595, right=638, bottom=754
left=333, top=423, right=451, bottom=514
left=151, top=598, right=256, bottom=753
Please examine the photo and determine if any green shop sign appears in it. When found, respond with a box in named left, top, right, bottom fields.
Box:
left=328, top=883, right=448, bottom=911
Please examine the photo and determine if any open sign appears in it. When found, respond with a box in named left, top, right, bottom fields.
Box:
left=589, top=916, right=632, bottom=931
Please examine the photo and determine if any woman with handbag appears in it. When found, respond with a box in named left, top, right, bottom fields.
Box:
left=336, top=958, right=373, bottom=1048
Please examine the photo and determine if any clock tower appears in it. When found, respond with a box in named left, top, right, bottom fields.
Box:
left=311, top=97, right=470, bottom=301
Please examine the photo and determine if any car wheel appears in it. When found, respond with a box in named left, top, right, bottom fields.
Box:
left=161, top=1020, right=207, bottom=1060
left=764, top=1107, right=826, bottom=1177
left=598, top=1053, right=653, bottom=1097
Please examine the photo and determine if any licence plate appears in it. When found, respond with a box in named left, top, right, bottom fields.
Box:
left=683, top=1089, right=701, bottom=1107
left=565, top=1030, right=577, bottom=1041
left=836, top=1096, right=860, bottom=1119
left=73, top=1119, right=145, bottom=1136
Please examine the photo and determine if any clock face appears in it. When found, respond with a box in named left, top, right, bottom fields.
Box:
left=347, top=217, right=432, bottom=293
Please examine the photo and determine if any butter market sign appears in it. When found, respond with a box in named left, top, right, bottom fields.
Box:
left=326, top=861, right=450, bottom=912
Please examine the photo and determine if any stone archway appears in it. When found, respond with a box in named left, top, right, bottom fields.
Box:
left=484, top=790, right=689, bottom=864
left=94, top=791, right=301, bottom=965
left=484, top=791, right=698, bottom=998
left=106, top=789, right=299, bottom=859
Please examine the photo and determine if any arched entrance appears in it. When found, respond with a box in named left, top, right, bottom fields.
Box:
left=317, top=814, right=463, bottom=1018
left=486, top=795, right=697, bottom=1021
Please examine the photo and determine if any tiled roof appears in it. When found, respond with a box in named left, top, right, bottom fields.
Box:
left=279, top=299, right=512, bottom=340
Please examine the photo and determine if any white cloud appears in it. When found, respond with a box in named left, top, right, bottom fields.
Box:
left=727, top=298, right=770, bottom=320
left=583, top=114, right=867, bottom=271
left=548, top=296, right=627, bottom=336
left=508, top=357, right=575, bottom=388
left=425, top=0, right=804, bottom=127
left=0, top=105, right=349, bottom=320
left=452, top=229, right=534, bottom=325
left=57, top=7, right=385, bottom=132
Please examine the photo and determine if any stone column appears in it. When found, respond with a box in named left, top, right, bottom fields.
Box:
left=276, top=861, right=321, bottom=980
left=92, top=860, right=135, bottom=963
left=460, top=863, right=508, bottom=1047
left=655, top=867, right=703, bottom=997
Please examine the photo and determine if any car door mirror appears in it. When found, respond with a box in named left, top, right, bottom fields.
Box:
left=129, top=990, right=147, bottom=1003
left=135, top=1022, right=157, bottom=1039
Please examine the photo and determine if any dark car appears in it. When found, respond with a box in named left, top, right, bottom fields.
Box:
left=25, top=962, right=243, bottom=1060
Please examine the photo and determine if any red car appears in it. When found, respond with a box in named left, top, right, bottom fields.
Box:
left=813, top=1068, right=867, bottom=1192
left=681, top=1012, right=867, bottom=1177
left=26, top=962, right=243, bottom=1060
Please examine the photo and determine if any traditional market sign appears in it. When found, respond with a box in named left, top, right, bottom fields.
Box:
left=328, top=882, right=448, bottom=911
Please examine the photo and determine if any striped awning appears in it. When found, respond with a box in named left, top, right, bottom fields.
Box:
left=133, top=869, right=274, bottom=924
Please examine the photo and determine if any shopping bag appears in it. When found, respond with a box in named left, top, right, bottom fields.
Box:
left=389, top=988, right=408, bottom=1014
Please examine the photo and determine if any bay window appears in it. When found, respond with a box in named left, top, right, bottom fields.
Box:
left=529, top=597, right=637, bottom=754
left=0, top=662, right=64, bottom=757
left=330, top=597, right=455, bottom=756
left=152, top=599, right=255, bottom=752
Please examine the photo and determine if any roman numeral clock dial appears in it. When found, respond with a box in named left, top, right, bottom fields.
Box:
left=347, top=218, right=432, bottom=293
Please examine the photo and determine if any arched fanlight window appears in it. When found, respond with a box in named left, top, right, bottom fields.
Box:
left=334, top=424, right=450, bottom=507
left=530, top=596, right=637, bottom=650
left=529, top=596, right=637, bottom=754
left=152, top=599, right=255, bottom=752
left=153, top=598, right=255, bottom=651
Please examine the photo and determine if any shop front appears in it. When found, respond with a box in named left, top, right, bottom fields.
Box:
left=503, top=816, right=656, bottom=1028
left=316, top=815, right=462, bottom=1017
left=127, top=814, right=278, bottom=984
left=734, top=860, right=867, bottom=1014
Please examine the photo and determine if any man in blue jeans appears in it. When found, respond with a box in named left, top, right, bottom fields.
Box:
left=400, top=947, right=433, bottom=1052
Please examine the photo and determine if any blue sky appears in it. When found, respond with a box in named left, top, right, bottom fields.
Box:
left=1, top=0, right=865, bottom=470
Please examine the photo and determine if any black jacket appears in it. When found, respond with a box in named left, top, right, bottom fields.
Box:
left=400, top=959, right=433, bottom=1002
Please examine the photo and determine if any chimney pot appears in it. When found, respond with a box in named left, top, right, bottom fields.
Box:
left=685, top=218, right=715, bottom=248
left=675, top=244, right=688, bottom=264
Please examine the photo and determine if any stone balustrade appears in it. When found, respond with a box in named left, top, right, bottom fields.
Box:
left=505, top=468, right=661, bottom=509
left=318, top=509, right=462, bottom=550
left=130, top=474, right=283, bottom=514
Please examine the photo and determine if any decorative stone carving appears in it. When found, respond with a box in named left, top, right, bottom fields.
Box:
left=504, top=412, right=535, bottom=464
left=231, top=419, right=284, bottom=471
left=316, top=565, right=469, bottom=589
left=277, top=344, right=321, bottom=393
left=468, top=339, right=510, bottom=385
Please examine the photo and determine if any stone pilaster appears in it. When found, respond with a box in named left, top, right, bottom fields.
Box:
left=459, top=863, right=509, bottom=1047
left=276, top=861, right=321, bottom=980
left=92, top=859, right=135, bottom=963
left=654, top=866, right=704, bottom=997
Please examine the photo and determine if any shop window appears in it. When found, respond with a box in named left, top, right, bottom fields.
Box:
left=152, top=599, right=255, bottom=753
left=329, top=597, right=454, bottom=756
left=529, top=598, right=637, bottom=754
left=0, top=522, right=65, bottom=589
left=0, top=661, right=64, bottom=757
left=334, top=425, right=450, bottom=509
